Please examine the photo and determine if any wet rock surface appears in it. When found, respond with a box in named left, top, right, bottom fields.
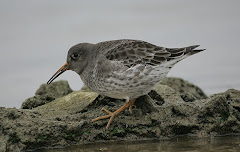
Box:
left=0, top=78, right=239, bottom=152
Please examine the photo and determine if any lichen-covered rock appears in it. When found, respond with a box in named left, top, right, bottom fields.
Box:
left=198, top=89, right=240, bottom=135
left=21, top=80, right=73, bottom=109
left=0, top=78, right=239, bottom=152
left=161, top=77, right=207, bottom=99
left=37, top=91, right=99, bottom=118
left=21, top=95, right=55, bottom=109
left=0, top=91, right=98, bottom=152
left=80, top=85, right=92, bottom=92
left=0, top=136, right=7, bottom=152
left=35, top=80, right=73, bottom=98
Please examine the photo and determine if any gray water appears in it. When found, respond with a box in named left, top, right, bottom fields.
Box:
left=37, top=135, right=240, bottom=152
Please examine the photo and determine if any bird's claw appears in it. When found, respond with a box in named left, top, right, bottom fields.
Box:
left=129, top=104, right=136, bottom=113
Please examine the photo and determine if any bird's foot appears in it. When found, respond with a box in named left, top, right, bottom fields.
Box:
left=91, top=107, right=122, bottom=129
left=91, top=107, right=117, bottom=129
left=92, top=98, right=136, bottom=129
left=129, top=103, right=136, bottom=113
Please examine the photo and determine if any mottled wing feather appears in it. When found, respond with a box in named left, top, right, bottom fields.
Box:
left=100, top=39, right=201, bottom=67
left=102, top=40, right=170, bottom=67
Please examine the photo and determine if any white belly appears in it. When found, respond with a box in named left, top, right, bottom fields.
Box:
left=88, top=64, right=170, bottom=100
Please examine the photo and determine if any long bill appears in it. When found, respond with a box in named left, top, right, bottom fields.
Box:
left=47, top=62, right=69, bottom=84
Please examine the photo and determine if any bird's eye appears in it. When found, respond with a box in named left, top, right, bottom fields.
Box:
left=73, top=53, right=78, bottom=57
left=71, top=53, right=79, bottom=60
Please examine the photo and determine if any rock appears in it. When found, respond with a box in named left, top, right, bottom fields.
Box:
left=80, top=85, right=92, bottom=92
left=161, top=77, right=207, bottom=99
left=36, top=80, right=73, bottom=97
left=0, top=91, right=98, bottom=152
left=0, top=78, right=239, bottom=152
left=198, top=89, right=240, bottom=135
left=36, top=91, right=99, bottom=118
left=21, top=95, right=55, bottom=110
left=21, top=80, right=73, bottom=109
left=0, top=136, right=7, bottom=152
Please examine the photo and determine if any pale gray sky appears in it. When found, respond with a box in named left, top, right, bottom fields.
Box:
left=1, top=0, right=240, bottom=108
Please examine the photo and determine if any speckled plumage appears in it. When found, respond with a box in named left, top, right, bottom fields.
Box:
left=73, top=39, right=204, bottom=102
left=47, top=39, right=205, bottom=129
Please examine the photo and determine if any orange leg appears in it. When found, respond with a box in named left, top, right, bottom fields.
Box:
left=92, top=98, right=136, bottom=129
left=128, top=99, right=136, bottom=113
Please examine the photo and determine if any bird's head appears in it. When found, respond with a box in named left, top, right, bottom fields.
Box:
left=47, top=43, right=93, bottom=84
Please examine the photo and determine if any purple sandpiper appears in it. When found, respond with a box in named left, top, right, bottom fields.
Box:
left=47, top=39, right=205, bottom=129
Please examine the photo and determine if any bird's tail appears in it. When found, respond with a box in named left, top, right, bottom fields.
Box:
left=165, top=45, right=205, bottom=60
left=184, top=45, right=206, bottom=55
left=162, top=45, right=205, bottom=68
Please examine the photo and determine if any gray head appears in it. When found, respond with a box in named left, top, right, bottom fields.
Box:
left=67, top=43, right=94, bottom=74
left=47, top=43, right=93, bottom=84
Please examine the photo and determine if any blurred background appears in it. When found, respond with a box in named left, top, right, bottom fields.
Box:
left=0, top=0, right=239, bottom=108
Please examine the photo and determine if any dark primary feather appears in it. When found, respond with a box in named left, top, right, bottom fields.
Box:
left=99, top=39, right=204, bottom=67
